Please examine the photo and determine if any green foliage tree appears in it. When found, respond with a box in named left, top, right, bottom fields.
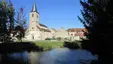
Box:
left=78, top=0, right=113, bottom=63
left=0, top=0, right=15, bottom=43
left=57, top=37, right=62, bottom=41
left=0, top=0, right=26, bottom=43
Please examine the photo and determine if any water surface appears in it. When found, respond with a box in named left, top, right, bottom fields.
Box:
left=0, top=48, right=98, bottom=64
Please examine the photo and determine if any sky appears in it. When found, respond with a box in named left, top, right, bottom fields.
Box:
left=10, top=0, right=84, bottom=30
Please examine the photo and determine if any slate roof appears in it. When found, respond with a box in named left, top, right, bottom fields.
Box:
left=39, top=23, right=47, bottom=28
left=31, top=2, right=39, bottom=13
left=37, top=26, right=50, bottom=32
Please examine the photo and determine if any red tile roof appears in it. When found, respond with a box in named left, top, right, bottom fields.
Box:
left=67, top=28, right=87, bottom=32
left=67, top=28, right=88, bottom=36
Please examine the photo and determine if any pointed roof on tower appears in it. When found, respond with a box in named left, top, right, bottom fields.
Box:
left=31, top=1, right=38, bottom=13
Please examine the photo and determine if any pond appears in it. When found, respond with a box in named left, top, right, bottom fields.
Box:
left=0, top=48, right=98, bottom=64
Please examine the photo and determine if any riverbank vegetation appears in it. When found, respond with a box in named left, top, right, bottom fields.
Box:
left=63, top=41, right=82, bottom=49
left=0, top=42, right=43, bottom=53
left=30, top=40, right=82, bottom=51
left=0, top=39, right=82, bottom=53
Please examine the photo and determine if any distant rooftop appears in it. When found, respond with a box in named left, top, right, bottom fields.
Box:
left=67, top=28, right=87, bottom=32
left=51, top=28, right=57, bottom=32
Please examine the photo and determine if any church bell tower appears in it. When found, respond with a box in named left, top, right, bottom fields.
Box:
left=29, top=2, right=39, bottom=31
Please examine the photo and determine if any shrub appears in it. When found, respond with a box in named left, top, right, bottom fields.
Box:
left=64, top=38, right=69, bottom=41
left=63, top=41, right=80, bottom=49
left=56, top=37, right=62, bottom=41
left=51, top=38, right=56, bottom=40
left=45, top=38, right=51, bottom=40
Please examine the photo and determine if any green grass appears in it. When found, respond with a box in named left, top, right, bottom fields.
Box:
left=33, top=40, right=64, bottom=51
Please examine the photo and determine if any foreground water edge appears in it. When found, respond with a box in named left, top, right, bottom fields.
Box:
left=0, top=48, right=98, bottom=64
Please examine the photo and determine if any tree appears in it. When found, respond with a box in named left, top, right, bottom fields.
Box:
left=14, top=7, right=26, bottom=42
left=0, top=0, right=26, bottom=43
left=78, top=0, right=113, bottom=63
left=8, top=0, right=15, bottom=32
left=0, top=0, right=15, bottom=43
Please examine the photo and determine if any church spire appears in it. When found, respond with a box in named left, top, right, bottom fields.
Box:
left=31, top=0, right=37, bottom=12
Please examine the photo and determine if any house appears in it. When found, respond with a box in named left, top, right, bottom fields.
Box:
left=67, top=28, right=87, bottom=40
left=55, top=27, right=69, bottom=40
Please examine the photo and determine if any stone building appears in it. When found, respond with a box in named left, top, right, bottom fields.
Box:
left=25, top=2, right=51, bottom=41
left=55, top=27, right=69, bottom=39
left=24, top=2, right=87, bottom=41
left=49, top=28, right=57, bottom=38
left=55, top=28, right=87, bottom=41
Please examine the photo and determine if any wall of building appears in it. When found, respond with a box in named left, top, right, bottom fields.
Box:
left=25, top=31, right=40, bottom=41
left=55, top=29, right=69, bottom=38
left=49, top=29, right=56, bottom=38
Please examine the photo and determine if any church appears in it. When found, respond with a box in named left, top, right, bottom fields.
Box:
left=25, top=2, right=54, bottom=41
left=24, top=2, right=87, bottom=41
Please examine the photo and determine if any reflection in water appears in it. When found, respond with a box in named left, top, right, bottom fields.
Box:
left=29, top=52, right=41, bottom=64
left=40, top=48, right=97, bottom=64
left=0, top=48, right=98, bottom=64
left=9, top=51, right=29, bottom=61
left=0, top=52, right=30, bottom=64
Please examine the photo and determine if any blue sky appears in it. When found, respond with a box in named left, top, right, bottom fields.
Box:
left=10, top=0, right=84, bottom=30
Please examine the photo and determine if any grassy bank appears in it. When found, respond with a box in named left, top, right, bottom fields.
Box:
left=33, top=40, right=64, bottom=51
left=22, top=40, right=81, bottom=51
